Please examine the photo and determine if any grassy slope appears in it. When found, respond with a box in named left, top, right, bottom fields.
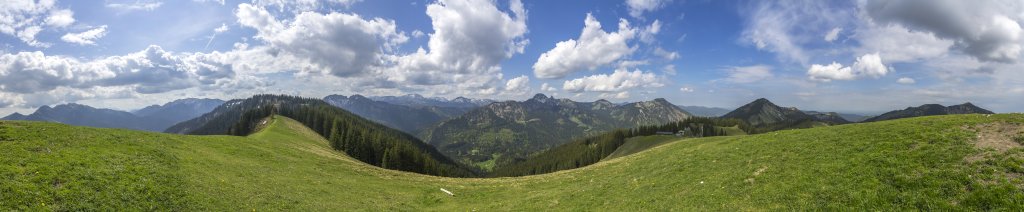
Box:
left=602, top=126, right=747, bottom=161
left=718, top=125, right=748, bottom=136
left=2, top=114, right=1024, bottom=210
left=603, top=135, right=679, bottom=161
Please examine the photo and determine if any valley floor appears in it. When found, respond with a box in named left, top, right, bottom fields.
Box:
left=1, top=114, right=1023, bottom=210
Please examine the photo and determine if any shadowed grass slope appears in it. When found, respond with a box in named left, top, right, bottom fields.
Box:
left=2, top=114, right=1023, bottom=210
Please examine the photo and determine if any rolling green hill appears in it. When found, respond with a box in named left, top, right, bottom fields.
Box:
left=2, top=114, right=1023, bottom=210
left=604, top=126, right=747, bottom=161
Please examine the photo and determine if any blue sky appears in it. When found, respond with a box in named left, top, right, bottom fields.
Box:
left=2, top=0, right=1023, bottom=116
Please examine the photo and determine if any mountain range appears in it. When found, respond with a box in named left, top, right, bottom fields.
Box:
left=420, top=93, right=693, bottom=170
left=322, top=94, right=476, bottom=135
left=368, top=94, right=494, bottom=108
left=0, top=93, right=998, bottom=151
left=133, top=98, right=226, bottom=126
left=862, top=103, right=994, bottom=122
left=677, top=105, right=732, bottom=117
left=2, top=98, right=223, bottom=132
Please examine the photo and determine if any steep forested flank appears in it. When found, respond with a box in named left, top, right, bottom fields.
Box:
left=491, top=117, right=745, bottom=177
left=173, top=95, right=478, bottom=177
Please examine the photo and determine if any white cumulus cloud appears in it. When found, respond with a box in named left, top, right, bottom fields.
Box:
left=533, top=13, right=637, bottom=79
left=807, top=53, right=889, bottom=82
left=381, top=0, right=528, bottom=96
left=540, top=82, right=557, bottom=91
left=505, top=75, right=530, bottom=92
left=61, top=25, right=107, bottom=45
left=562, top=69, right=662, bottom=93
left=897, top=77, right=916, bottom=84
left=237, top=3, right=407, bottom=77
left=1, top=0, right=76, bottom=47
left=0, top=45, right=238, bottom=94
left=44, top=9, right=75, bottom=27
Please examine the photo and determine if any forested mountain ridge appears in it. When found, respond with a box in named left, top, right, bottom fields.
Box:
left=165, top=94, right=477, bottom=177
left=421, top=93, right=693, bottom=170
left=322, top=94, right=472, bottom=136
left=720, top=98, right=845, bottom=133
left=721, top=98, right=814, bottom=126
left=803, top=111, right=852, bottom=124
left=863, top=103, right=995, bottom=122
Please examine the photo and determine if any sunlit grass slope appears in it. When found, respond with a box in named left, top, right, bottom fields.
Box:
left=603, top=135, right=679, bottom=161
left=2, top=114, right=1023, bottom=210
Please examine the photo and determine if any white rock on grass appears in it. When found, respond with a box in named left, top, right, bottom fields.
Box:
left=440, top=188, right=455, bottom=196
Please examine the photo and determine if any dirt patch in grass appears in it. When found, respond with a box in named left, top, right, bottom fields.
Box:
left=964, top=122, right=1024, bottom=153
left=744, top=166, right=768, bottom=184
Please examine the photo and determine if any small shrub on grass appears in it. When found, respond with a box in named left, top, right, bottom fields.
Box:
left=1014, top=134, right=1024, bottom=145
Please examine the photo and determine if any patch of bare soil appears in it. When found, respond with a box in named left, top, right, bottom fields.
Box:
left=964, top=122, right=1023, bottom=153
left=744, top=166, right=768, bottom=184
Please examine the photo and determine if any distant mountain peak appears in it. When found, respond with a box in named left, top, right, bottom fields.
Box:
left=722, top=98, right=815, bottom=129
left=746, top=98, right=776, bottom=107
left=531, top=93, right=549, bottom=100
left=592, top=99, right=615, bottom=110
left=452, top=96, right=471, bottom=102
left=56, top=103, right=88, bottom=108
left=48, top=103, right=97, bottom=112
left=2, top=112, right=27, bottom=120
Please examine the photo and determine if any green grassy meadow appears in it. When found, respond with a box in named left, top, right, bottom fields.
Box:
left=603, top=135, right=679, bottom=160
left=2, top=114, right=1023, bottom=210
